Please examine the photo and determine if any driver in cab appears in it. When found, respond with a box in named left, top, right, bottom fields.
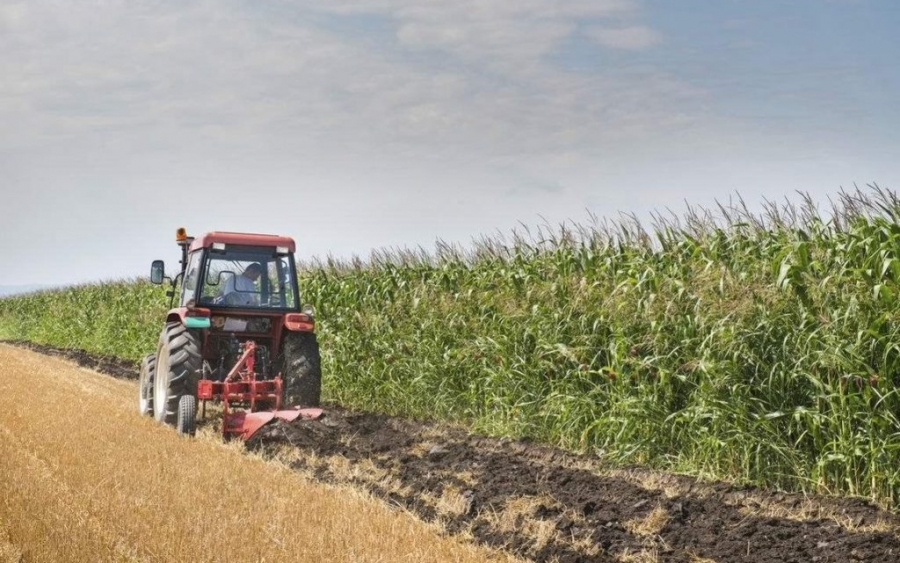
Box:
left=219, top=263, right=262, bottom=306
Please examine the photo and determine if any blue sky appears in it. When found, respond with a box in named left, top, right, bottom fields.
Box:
left=0, top=0, right=897, bottom=287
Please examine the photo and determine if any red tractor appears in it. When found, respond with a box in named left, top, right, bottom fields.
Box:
left=140, top=228, right=322, bottom=439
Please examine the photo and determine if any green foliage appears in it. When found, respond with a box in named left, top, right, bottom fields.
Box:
left=3, top=185, right=900, bottom=508
left=0, top=279, right=167, bottom=360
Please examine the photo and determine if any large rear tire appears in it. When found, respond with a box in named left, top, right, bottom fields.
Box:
left=138, top=353, right=156, bottom=416
left=176, top=395, right=197, bottom=436
left=280, top=332, right=322, bottom=407
left=154, top=322, right=202, bottom=429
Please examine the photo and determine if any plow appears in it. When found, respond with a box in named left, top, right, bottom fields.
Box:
left=197, top=340, right=323, bottom=440
left=139, top=227, right=324, bottom=441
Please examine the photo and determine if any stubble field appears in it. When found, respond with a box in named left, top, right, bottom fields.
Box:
left=0, top=344, right=518, bottom=563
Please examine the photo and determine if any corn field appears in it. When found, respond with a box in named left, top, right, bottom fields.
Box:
left=3, top=186, right=900, bottom=508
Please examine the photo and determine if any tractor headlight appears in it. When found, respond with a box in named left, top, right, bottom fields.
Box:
left=301, top=304, right=315, bottom=318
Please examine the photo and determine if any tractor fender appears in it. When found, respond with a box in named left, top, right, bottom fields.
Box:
left=164, top=309, right=184, bottom=325
left=166, top=307, right=212, bottom=329
left=283, top=312, right=315, bottom=332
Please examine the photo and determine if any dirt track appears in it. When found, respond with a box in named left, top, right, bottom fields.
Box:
left=11, top=341, right=900, bottom=562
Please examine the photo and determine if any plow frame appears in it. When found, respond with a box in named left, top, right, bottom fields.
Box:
left=196, top=340, right=320, bottom=440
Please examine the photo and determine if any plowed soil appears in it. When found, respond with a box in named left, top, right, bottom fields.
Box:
left=10, top=341, right=900, bottom=563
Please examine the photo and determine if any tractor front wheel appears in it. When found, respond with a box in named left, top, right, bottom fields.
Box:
left=153, top=322, right=202, bottom=431
left=280, top=332, right=322, bottom=407
left=138, top=353, right=156, bottom=416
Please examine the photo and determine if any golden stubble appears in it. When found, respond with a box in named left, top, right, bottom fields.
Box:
left=727, top=491, right=898, bottom=535
left=624, top=507, right=669, bottom=537
left=0, top=344, right=520, bottom=563
left=606, top=468, right=694, bottom=500
left=616, top=548, right=659, bottom=563
left=609, top=466, right=900, bottom=537
left=0, top=517, right=22, bottom=563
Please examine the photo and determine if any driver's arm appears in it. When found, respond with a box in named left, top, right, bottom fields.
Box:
left=218, top=274, right=236, bottom=298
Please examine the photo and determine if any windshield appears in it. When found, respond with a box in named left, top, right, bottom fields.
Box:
left=195, top=246, right=299, bottom=310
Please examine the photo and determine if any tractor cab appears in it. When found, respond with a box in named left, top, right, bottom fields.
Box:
left=156, top=230, right=302, bottom=312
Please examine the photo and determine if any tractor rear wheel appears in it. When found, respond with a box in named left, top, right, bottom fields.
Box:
left=153, top=322, right=202, bottom=430
left=280, top=332, right=322, bottom=407
left=176, top=395, right=197, bottom=436
left=138, top=353, right=156, bottom=416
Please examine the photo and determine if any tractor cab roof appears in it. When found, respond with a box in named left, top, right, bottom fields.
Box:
left=189, top=231, right=296, bottom=253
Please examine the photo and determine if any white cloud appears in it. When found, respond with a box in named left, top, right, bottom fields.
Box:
left=0, top=0, right=696, bottom=166
left=586, top=25, right=663, bottom=50
left=325, top=0, right=637, bottom=69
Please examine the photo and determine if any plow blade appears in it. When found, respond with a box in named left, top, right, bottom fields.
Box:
left=225, top=407, right=324, bottom=440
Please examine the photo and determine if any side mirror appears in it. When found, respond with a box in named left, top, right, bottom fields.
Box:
left=150, top=260, right=166, bottom=285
